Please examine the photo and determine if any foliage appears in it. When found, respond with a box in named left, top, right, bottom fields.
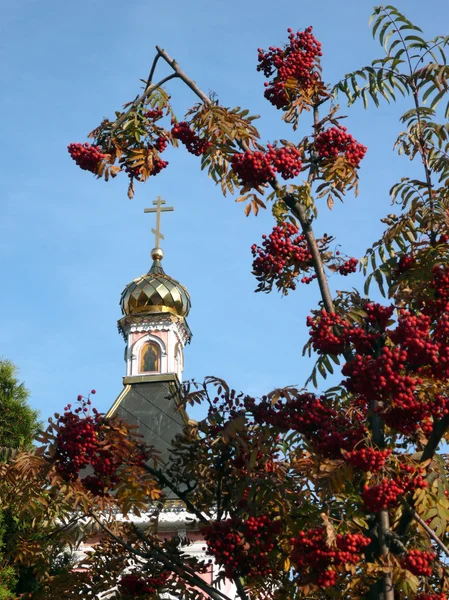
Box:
left=0, top=360, right=42, bottom=599
left=12, top=4, right=448, bottom=599
left=0, top=358, right=40, bottom=451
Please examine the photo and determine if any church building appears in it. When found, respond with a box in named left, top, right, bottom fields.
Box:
left=99, top=197, right=236, bottom=598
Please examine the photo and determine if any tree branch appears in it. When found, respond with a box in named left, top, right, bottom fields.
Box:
left=156, top=46, right=336, bottom=314
left=411, top=508, right=449, bottom=557
left=145, top=50, right=163, bottom=87
left=157, top=46, right=211, bottom=104
left=89, top=512, right=230, bottom=600
left=144, top=463, right=209, bottom=524
left=396, top=414, right=449, bottom=538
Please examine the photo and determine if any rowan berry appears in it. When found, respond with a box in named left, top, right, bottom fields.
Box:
left=143, top=108, right=164, bottom=121
left=68, top=143, right=106, bottom=174
left=291, top=528, right=370, bottom=588
left=345, top=448, right=392, bottom=472
left=257, top=27, right=322, bottom=108
left=315, top=127, right=367, bottom=167
left=338, top=257, right=358, bottom=275
left=202, top=516, right=280, bottom=579
left=251, top=223, right=329, bottom=293
left=171, top=121, right=210, bottom=156
left=401, top=549, right=436, bottom=577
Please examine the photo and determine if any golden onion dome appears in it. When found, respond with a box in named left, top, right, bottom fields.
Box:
left=120, top=248, right=191, bottom=318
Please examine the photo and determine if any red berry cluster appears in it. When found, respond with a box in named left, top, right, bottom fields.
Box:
left=344, top=448, right=392, bottom=472
left=364, top=302, right=395, bottom=330
left=290, top=528, right=370, bottom=588
left=68, top=143, right=106, bottom=174
left=416, top=594, right=447, bottom=600
left=251, top=223, right=329, bottom=292
left=362, top=466, right=428, bottom=512
left=340, top=300, right=449, bottom=433
left=231, top=146, right=303, bottom=187
left=307, top=304, right=393, bottom=356
left=252, top=223, right=310, bottom=274
left=232, top=151, right=275, bottom=187
left=248, top=392, right=366, bottom=458
left=306, top=301, right=449, bottom=432
left=307, top=311, right=348, bottom=356
left=54, top=396, right=102, bottom=481
left=315, top=127, right=367, bottom=167
left=202, top=515, right=281, bottom=579
left=154, top=136, right=168, bottom=152
left=119, top=571, right=169, bottom=597
left=53, top=395, right=147, bottom=496
left=394, top=254, right=416, bottom=279
left=266, top=144, right=303, bottom=179
left=144, top=108, right=164, bottom=121
left=171, top=121, right=210, bottom=156
left=342, top=347, right=425, bottom=434
left=401, top=550, right=436, bottom=577
left=338, top=257, right=358, bottom=275
left=257, top=27, right=322, bottom=108
left=421, top=265, right=449, bottom=318
left=389, top=310, right=449, bottom=380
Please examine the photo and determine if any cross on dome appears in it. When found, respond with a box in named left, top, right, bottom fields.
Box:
left=144, top=196, right=174, bottom=256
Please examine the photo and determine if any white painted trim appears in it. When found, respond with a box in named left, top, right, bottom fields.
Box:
left=119, top=314, right=191, bottom=345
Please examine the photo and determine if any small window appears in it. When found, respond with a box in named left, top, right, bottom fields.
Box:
left=140, top=343, right=160, bottom=373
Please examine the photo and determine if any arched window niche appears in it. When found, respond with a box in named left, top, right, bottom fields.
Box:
left=139, top=342, right=160, bottom=374
left=174, top=342, right=184, bottom=375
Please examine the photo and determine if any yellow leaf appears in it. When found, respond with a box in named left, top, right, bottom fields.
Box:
left=320, top=513, right=337, bottom=547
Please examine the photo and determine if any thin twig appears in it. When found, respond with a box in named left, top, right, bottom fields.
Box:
left=412, top=509, right=449, bottom=557
left=145, top=50, right=163, bottom=87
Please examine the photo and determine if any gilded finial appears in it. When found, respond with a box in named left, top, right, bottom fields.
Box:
left=151, top=247, right=164, bottom=261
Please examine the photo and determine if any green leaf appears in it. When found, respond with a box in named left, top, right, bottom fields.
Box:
left=430, top=89, right=447, bottom=111
left=405, top=35, right=426, bottom=45
left=318, top=361, right=327, bottom=379
left=378, top=21, right=394, bottom=52
left=373, top=269, right=386, bottom=296
left=323, top=355, right=334, bottom=375
left=371, top=14, right=385, bottom=40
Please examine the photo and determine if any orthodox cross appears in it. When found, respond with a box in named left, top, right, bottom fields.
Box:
left=144, top=196, right=174, bottom=249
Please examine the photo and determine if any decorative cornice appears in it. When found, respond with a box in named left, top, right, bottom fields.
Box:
left=118, top=313, right=192, bottom=345
left=104, top=504, right=200, bottom=532
left=157, top=510, right=200, bottom=532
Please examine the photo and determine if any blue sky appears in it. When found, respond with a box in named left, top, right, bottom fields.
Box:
left=1, top=0, right=448, bottom=423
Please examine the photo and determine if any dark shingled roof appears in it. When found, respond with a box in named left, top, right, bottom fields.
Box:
left=108, top=375, right=186, bottom=466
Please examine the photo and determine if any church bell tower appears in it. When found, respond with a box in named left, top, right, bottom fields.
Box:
left=106, top=197, right=191, bottom=463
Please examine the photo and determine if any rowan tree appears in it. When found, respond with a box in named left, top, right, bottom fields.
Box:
left=6, top=4, right=449, bottom=599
